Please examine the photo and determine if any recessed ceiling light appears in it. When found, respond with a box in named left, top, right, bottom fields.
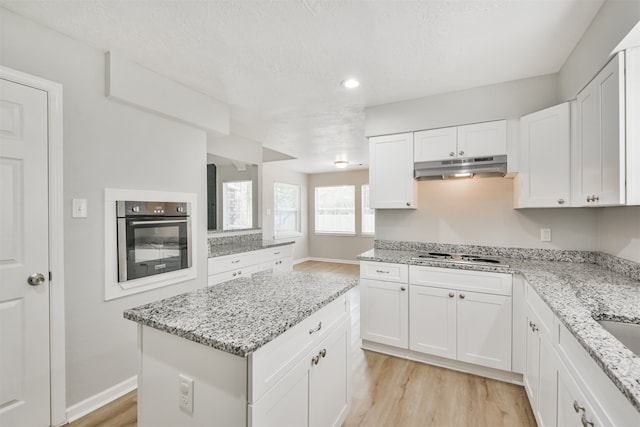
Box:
left=341, top=78, right=360, bottom=89
left=334, top=160, right=349, bottom=169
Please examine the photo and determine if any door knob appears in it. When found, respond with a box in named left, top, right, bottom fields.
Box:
left=27, top=273, right=45, bottom=286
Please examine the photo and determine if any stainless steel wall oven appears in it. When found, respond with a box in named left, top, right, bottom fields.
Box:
left=117, top=201, right=192, bottom=282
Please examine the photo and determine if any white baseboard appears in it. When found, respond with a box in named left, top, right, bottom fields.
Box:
left=304, top=257, right=360, bottom=265
left=66, top=376, right=137, bottom=422
left=293, top=257, right=312, bottom=265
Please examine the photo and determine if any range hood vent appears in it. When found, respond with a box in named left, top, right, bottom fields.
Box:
left=414, top=155, right=507, bottom=180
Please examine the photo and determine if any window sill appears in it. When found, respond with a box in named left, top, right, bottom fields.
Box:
left=361, top=233, right=376, bottom=238
left=274, top=232, right=302, bottom=239
left=314, top=232, right=357, bottom=237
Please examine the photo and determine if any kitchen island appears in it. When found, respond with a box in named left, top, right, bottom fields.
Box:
left=124, top=270, right=357, bottom=427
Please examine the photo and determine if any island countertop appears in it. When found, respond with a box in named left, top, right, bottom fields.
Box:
left=124, top=271, right=358, bottom=357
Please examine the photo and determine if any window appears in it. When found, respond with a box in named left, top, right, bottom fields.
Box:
left=222, top=180, right=253, bottom=230
left=362, top=184, right=375, bottom=236
left=274, top=182, right=301, bottom=236
left=315, top=185, right=355, bottom=235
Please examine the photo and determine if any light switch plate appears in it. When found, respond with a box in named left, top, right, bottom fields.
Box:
left=72, top=199, right=88, bottom=218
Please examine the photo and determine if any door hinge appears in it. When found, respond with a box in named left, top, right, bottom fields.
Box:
left=49, top=271, right=52, bottom=281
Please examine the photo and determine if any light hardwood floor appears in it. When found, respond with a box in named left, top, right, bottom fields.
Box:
left=68, top=261, right=535, bottom=427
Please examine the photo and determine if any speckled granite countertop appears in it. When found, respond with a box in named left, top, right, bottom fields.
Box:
left=124, top=271, right=357, bottom=357
left=359, top=248, right=640, bottom=412
left=208, top=240, right=294, bottom=258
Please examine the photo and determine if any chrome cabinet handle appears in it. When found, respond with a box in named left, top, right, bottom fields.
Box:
left=238, top=270, right=242, bottom=275
left=376, top=270, right=389, bottom=274
left=311, top=355, right=320, bottom=365
left=449, top=152, right=455, bottom=157
left=406, top=202, right=411, bottom=206
left=573, top=401, right=585, bottom=413
left=581, top=414, right=594, bottom=427
left=274, top=251, right=280, bottom=255
left=449, top=292, right=454, bottom=298
left=558, top=198, right=565, bottom=205
left=232, top=260, right=240, bottom=264
left=594, top=196, right=599, bottom=201
left=459, top=293, right=465, bottom=299
left=459, top=150, right=464, bottom=156
left=320, top=348, right=327, bottom=358
left=27, top=273, right=45, bottom=286
left=400, top=286, right=407, bottom=291
left=309, top=322, right=322, bottom=335
left=232, top=272, right=237, bottom=277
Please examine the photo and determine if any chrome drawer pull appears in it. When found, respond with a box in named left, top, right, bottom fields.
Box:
left=375, top=270, right=389, bottom=274
left=573, top=401, right=585, bottom=413
left=232, top=260, right=240, bottom=264
left=311, top=355, right=320, bottom=366
left=309, top=322, right=322, bottom=335
left=581, top=414, right=594, bottom=427
left=320, top=348, right=327, bottom=358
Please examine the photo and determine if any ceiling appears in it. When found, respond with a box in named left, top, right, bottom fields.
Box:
left=1, top=0, right=604, bottom=173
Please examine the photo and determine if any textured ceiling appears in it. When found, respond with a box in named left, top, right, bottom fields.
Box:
left=1, top=0, right=604, bottom=173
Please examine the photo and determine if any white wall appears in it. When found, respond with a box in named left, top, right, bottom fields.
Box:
left=557, top=0, right=640, bottom=100
left=365, top=74, right=558, bottom=137
left=599, top=207, right=640, bottom=263
left=308, top=170, right=374, bottom=261
left=261, top=163, right=309, bottom=261
left=0, top=8, right=209, bottom=408
left=377, top=178, right=600, bottom=250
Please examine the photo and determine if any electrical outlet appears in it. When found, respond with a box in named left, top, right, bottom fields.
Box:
left=179, top=374, right=194, bottom=414
left=540, top=228, right=552, bottom=242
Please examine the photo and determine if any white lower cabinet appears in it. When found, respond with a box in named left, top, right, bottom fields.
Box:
left=208, top=245, right=294, bottom=285
left=250, top=318, right=350, bottom=427
left=409, top=266, right=512, bottom=372
left=523, top=280, right=640, bottom=427
left=360, top=262, right=409, bottom=348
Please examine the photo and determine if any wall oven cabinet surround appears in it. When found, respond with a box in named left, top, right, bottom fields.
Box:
left=409, top=266, right=512, bottom=371
left=414, top=120, right=507, bottom=162
left=116, top=200, right=191, bottom=282
left=515, top=102, right=571, bottom=208
left=368, top=133, right=417, bottom=209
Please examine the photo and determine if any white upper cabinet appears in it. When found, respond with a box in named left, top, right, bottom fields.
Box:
left=414, top=120, right=507, bottom=162
left=414, top=127, right=457, bottom=161
left=515, top=102, right=571, bottom=208
left=369, top=133, right=417, bottom=209
left=573, top=51, right=626, bottom=206
left=457, top=120, right=507, bottom=158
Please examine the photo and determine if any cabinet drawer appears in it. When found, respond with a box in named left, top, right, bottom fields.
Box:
left=260, top=245, right=293, bottom=263
left=248, top=295, right=348, bottom=403
left=409, top=265, right=512, bottom=296
left=525, top=284, right=553, bottom=337
left=207, top=265, right=259, bottom=286
left=208, top=252, right=258, bottom=274
left=360, top=261, right=408, bottom=283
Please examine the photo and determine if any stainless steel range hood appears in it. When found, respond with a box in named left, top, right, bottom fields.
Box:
left=414, top=155, right=507, bottom=180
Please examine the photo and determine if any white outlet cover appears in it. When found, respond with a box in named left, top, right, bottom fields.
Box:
left=72, top=198, right=88, bottom=218
left=179, top=374, right=194, bottom=414
left=540, top=228, right=552, bottom=242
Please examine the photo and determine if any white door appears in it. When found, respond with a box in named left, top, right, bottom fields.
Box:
left=0, top=79, right=51, bottom=426
left=360, top=278, right=408, bottom=348
left=456, top=291, right=512, bottom=371
left=409, top=285, right=456, bottom=359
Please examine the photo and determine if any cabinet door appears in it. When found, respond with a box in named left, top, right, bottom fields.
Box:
left=456, top=291, right=512, bottom=371
left=414, top=127, right=457, bottom=162
left=557, top=358, right=604, bottom=427
left=516, top=103, right=571, bottom=208
left=249, top=359, right=310, bottom=427
left=597, top=52, right=625, bottom=206
left=537, top=334, right=557, bottom=427
left=360, top=278, right=408, bottom=348
left=523, top=310, right=540, bottom=410
left=369, top=133, right=416, bottom=209
left=457, top=120, right=507, bottom=158
left=409, top=285, right=456, bottom=359
left=575, top=52, right=625, bottom=207
left=309, top=320, right=350, bottom=427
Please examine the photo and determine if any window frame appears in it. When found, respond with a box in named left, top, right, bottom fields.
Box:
left=221, top=179, right=253, bottom=231
left=273, top=181, right=302, bottom=238
left=361, top=184, right=375, bottom=237
left=314, top=185, right=356, bottom=236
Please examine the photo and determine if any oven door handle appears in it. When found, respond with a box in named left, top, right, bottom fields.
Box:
left=129, top=219, right=189, bottom=226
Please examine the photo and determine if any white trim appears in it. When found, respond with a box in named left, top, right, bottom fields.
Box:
left=0, top=66, right=66, bottom=427
left=303, top=257, right=360, bottom=265
left=66, top=376, right=137, bottom=423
